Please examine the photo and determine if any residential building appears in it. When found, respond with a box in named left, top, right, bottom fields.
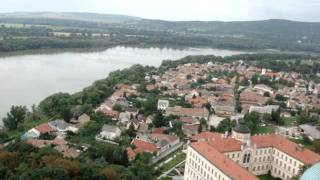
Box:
left=98, top=124, right=121, bottom=140
left=184, top=124, right=320, bottom=180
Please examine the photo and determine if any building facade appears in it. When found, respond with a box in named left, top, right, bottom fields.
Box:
left=184, top=124, right=320, bottom=180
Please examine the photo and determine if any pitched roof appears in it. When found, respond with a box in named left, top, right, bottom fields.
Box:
left=101, top=124, right=120, bottom=133
left=53, top=136, right=68, bottom=146
left=207, top=138, right=243, bottom=153
left=127, top=147, right=137, bottom=160
left=35, top=123, right=56, bottom=134
left=150, top=133, right=178, bottom=144
left=26, top=139, right=51, bottom=148
left=251, top=134, right=320, bottom=165
left=190, top=142, right=258, bottom=180
left=132, top=139, right=157, bottom=154
left=191, top=132, right=223, bottom=142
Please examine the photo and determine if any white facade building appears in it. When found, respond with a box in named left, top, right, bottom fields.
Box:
left=184, top=124, right=320, bottom=180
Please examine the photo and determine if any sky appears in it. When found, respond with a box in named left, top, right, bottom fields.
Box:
left=1, top=0, right=320, bottom=22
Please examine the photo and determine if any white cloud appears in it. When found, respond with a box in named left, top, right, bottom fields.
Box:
left=0, top=0, right=319, bottom=21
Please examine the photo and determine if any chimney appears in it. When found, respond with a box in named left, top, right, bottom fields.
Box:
left=296, top=144, right=304, bottom=151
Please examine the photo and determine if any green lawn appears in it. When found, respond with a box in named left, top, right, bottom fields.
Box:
left=252, top=125, right=275, bottom=135
left=282, top=117, right=297, bottom=126
left=160, top=153, right=186, bottom=172
left=258, top=174, right=281, bottom=180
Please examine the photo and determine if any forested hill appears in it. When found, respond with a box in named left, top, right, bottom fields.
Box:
left=0, top=12, right=142, bottom=23
left=1, top=12, right=320, bottom=53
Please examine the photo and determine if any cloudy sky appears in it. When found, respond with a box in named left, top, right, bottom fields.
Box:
left=1, top=0, right=320, bottom=22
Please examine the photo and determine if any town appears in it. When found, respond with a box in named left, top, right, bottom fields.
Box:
left=1, top=56, right=320, bottom=180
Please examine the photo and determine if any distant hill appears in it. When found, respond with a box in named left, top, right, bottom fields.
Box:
left=0, top=12, right=142, bottom=23
left=1, top=12, right=320, bottom=53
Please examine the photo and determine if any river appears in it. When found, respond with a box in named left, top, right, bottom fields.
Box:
left=0, top=46, right=248, bottom=126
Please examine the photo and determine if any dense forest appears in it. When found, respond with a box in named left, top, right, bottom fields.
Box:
left=1, top=12, right=320, bottom=53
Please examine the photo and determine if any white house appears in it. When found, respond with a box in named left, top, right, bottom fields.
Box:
left=98, top=125, right=121, bottom=140
left=157, top=99, right=169, bottom=110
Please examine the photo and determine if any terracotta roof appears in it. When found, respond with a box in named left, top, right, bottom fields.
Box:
left=150, top=133, right=178, bottom=144
left=132, top=139, right=157, bottom=154
left=35, top=123, right=56, bottom=134
left=207, top=138, right=243, bottom=153
left=179, top=117, right=197, bottom=124
left=153, top=128, right=165, bottom=134
left=182, top=124, right=199, bottom=131
left=27, top=139, right=51, bottom=148
left=127, top=147, right=136, bottom=160
left=251, top=134, right=320, bottom=165
left=191, top=132, right=223, bottom=142
left=53, top=136, right=67, bottom=146
left=190, top=142, right=258, bottom=180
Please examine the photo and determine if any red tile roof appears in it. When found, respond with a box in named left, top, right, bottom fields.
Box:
left=150, top=133, right=178, bottom=144
left=153, top=128, right=165, bottom=134
left=190, top=142, right=258, bottom=180
left=53, top=136, right=67, bottom=146
left=127, top=147, right=136, bottom=160
left=251, top=134, right=320, bottom=165
left=27, top=139, right=51, bottom=148
left=35, top=123, right=56, bottom=134
left=132, top=139, right=157, bottom=154
left=207, top=138, right=243, bottom=153
left=191, top=132, right=223, bottom=142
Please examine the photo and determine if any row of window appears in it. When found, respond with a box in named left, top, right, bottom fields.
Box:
left=186, top=167, right=226, bottom=180
left=188, top=149, right=228, bottom=180
left=272, top=166, right=291, bottom=180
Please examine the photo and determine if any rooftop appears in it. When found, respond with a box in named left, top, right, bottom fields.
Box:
left=190, top=142, right=258, bottom=180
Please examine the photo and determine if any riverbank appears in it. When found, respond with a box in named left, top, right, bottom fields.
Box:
left=0, top=46, right=248, bottom=122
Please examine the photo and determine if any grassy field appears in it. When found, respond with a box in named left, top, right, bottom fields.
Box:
left=258, top=174, right=281, bottom=180
left=160, top=153, right=186, bottom=172
left=252, top=125, right=275, bottom=135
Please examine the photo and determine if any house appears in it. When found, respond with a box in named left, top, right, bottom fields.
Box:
left=254, top=84, right=274, bottom=95
left=157, top=99, right=169, bottom=110
left=35, top=123, right=56, bottom=135
left=137, top=122, right=149, bottom=134
left=149, top=133, right=180, bottom=154
left=249, top=105, right=280, bottom=114
left=182, top=124, right=199, bottom=137
left=178, top=117, right=199, bottom=125
left=49, top=120, right=74, bottom=135
left=240, top=88, right=269, bottom=109
left=22, top=128, right=41, bottom=140
left=165, top=106, right=209, bottom=120
left=208, top=115, right=225, bottom=128
left=98, top=124, right=121, bottom=140
left=26, top=139, right=52, bottom=148
left=53, top=136, right=68, bottom=146
left=126, top=119, right=140, bottom=130
left=72, top=113, right=90, bottom=129
left=127, top=139, right=158, bottom=160
left=187, top=96, right=208, bottom=108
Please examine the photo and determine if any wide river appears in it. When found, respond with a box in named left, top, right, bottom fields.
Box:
left=0, top=46, right=248, bottom=125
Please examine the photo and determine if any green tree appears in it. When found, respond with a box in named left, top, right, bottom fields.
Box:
left=20, top=167, right=70, bottom=180
left=244, top=112, right=260, bottom=131
left=216, top=118, right=236, bottom=133
left=127, top=122, right=136, bottom=138
left=101, top=168, right=121, bottom=180
left=153, top=112, right=166, bottom=128
left=0, top=166, right=16, bottom=180
left=3, top=105, right=27, bottom=130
